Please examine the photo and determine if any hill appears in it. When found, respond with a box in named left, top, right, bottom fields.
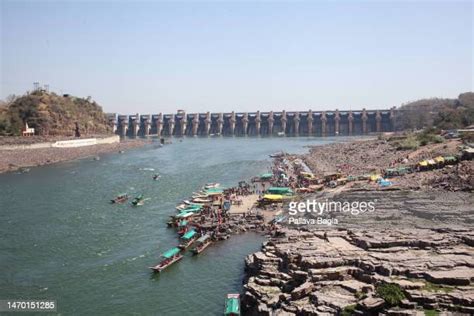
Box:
left=395, top=92, right=474, bottom=130
left=0, top=91, right=112, bottom=136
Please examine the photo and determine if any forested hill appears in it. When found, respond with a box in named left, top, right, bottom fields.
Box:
left=0, top=91, right=111, bottom=136
left=395, top=92, right=474, bottom=130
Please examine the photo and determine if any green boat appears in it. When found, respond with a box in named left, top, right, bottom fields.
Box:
left=260, top=173, right=273, bottom=180
left=267, top=187, right=293, bottom=195
left=179, top=229, right=198, bottom=249
left=131, top=194, right=144, bottom=206
left=224, top=294, right=240, bottom=316
left=149, top=247, right=183, bottom=273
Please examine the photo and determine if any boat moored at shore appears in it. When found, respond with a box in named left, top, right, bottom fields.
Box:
left=224, top=294, right=240, bottom=316
left=191, top=234, right=212, bottom=255
left=178, top=229, right=199, bottom=249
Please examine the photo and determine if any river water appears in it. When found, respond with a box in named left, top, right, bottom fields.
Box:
left=0, top=136, right=345, bottom=315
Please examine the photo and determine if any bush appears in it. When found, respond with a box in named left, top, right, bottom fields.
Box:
left=341, top=304, right=356, bottom=316
left=424, top=309, right=439, bottom=316
left=396, top=135, right=419, bottom=150
left=376, top=283, right=405, bottom=306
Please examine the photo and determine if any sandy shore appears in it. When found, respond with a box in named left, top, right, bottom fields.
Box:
left=0, top=138, right=152, bottom=174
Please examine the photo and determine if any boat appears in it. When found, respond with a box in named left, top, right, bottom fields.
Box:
left=191, top=234, right=212, bottom=255
left=224, top=294, right=240, bottom=316
left=192, top=198, right=212, bottom=204
left=178, top=229, right=199, bottom=249
left=131, top=194, right=145, bottom=206
left=176, top=203, right=203, bottom=213
left=192, top=193, right=209, bottom=199
left=149, top=247, right=183, bottom=273
left=183, top=200, right=205, bottom=205
left=110, top=193, right=128, bottom=204
left=204, top=182, right=220, bottom=189
left=277, top=132, right=285, bottom=136
left=269, top=151, right=285, bottom=158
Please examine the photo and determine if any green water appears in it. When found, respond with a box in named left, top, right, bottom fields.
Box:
left=0, top=136, right=344, bottom=315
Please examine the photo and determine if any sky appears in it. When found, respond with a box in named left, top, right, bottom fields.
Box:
left=1, top=0, right=473, bottom=114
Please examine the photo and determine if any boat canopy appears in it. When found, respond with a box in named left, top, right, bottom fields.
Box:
left=267, top=187, right=293, bottom=195
left=427, top=159, right=436, bottom=165
left=204, top=188, right=224, bottom=195
left=178, top=220, right=188, bottom=227
left=263, top=194, right=283, bottom=201
left=418, top=160, right=428, bottom=166
left=260, top=173, right=273, bottom=179
left=176, top=211, right=194, bottom=218
left=196, top=234, right=211, bottom=243
left=183, top=204, right=203, bottom=211
left=162, top=247, right=181, bottom=259
left=225, top=296, right=240, bottom=315
left=182, top=229, right=197, bottom=240
left=434, top=156, right=445, bottom=163
left=370, top=174, right=382, bottom=181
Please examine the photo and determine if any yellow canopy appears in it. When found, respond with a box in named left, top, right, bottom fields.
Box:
left=418, top=160, right=428, bottom=167
left=434, top=156, right=445, bottom=163
left=301, top=172, right=314, bottom=177
left=263, top=194, right=283, bottom=201
left=370, top=174, right=381, bottom=181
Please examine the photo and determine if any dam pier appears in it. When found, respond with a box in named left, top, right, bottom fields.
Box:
left=107, top=108, right=396, bottom=137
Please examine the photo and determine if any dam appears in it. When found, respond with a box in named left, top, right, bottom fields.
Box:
left=107, top=108, right=396, bottom=137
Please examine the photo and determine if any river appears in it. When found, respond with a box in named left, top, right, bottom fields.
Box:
left=0, top=136, right=346, bottom=315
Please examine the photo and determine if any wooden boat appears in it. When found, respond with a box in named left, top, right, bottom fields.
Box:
left=193, top=198, right=212, bottom=204
left=110, top=193, right=128, bottom=204
left=191, top=234, right=212, bottom=255
left=150, top=247, right=183, bottom=273
left=183, top=200, right=205, bottom=206
left=269, top=151, right=285, bottom=158
left=204, top=182, right=220, bottom=189
left=178, top=229, right=199, bottom=249
left=224, top=294, right=240, bottom=316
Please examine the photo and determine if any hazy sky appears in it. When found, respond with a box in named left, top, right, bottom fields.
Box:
left=1, top=1, right=473, bottom=114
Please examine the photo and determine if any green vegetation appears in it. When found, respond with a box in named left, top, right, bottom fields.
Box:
left=0, top=91, right=111, bottom=136
left=341, top=304, right=357, bottom=316
left=376, top=283, right=405, bottom=306
left=423, top=281, right=454, bottom=293
left=396, top=92, right=474, bottom=131
left=395, top=135, right=420, bottom=150
left=390, top=128, right=444, bottom=150
left=424, top=309, right=440, bottom=316
left=354, top=291, right=367, bottom=300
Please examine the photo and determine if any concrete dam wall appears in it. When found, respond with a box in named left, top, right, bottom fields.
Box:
left=107, top=109, right=396, bottom=137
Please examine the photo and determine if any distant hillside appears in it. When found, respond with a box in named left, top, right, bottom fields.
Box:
left=396, top=92, right=474, bottom=130
left=0, top=91, right=112, bottom=136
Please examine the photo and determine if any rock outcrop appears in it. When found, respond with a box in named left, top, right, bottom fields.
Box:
left=242, top=228, right=474, bottom=315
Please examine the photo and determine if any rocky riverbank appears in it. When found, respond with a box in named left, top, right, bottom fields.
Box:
left=0, top=138, right=152, bottom=174
left=241, top=138, right=474, bottom=315
left=242, top=227, right=474, bottom=315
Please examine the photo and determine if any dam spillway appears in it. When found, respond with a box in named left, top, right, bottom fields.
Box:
left=108, top=108, right=396, bottom=137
